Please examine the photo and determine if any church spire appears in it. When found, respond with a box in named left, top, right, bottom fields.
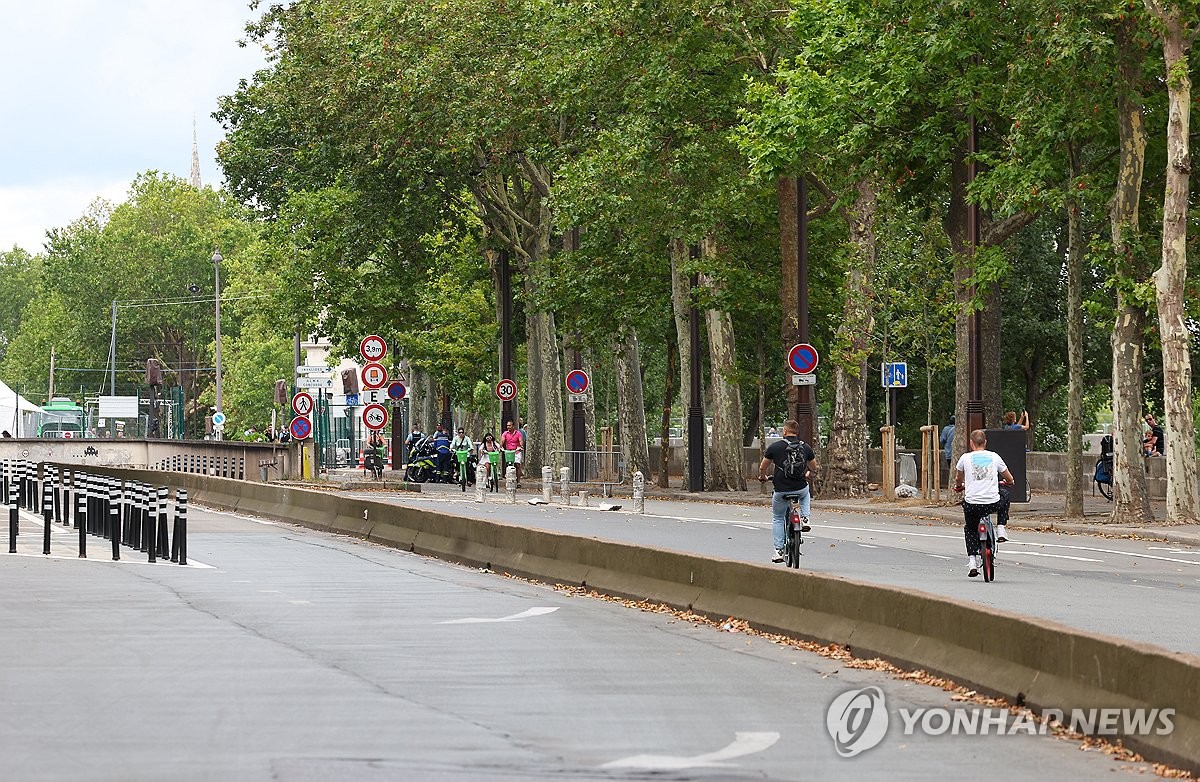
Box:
left=189, top=118, right=202, bottom=189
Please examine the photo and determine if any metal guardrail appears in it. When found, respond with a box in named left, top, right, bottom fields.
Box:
left=553, top=450, right=625, bottom=484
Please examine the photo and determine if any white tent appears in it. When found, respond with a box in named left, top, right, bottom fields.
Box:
left=0, top=381, right=43, bottom=438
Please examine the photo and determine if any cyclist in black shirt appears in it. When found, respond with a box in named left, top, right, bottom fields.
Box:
left=758, top=419, right=817, bottom=563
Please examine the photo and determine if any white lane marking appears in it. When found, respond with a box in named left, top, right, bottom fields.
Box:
left=857, top=543, right=878, bottom=549
left=732, top=524, right=758, bottom=531
left=1147, top=547, right=1198, bottom=555
left=1009, top=551, right=1102, bottom=563
left=926, top=554, right=952, bottom=560
left=439, top=606, right=559, bottom=624
left=5, top=551, right=214, bottom=568
left=602, top=731, right=780, bottom=770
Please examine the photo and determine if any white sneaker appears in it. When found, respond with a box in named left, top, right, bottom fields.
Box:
left=967, top=555, right=979, bottom=578
left=996, top=525, right=1009, bottom=543
left=772, top=548, right=785, bottom=563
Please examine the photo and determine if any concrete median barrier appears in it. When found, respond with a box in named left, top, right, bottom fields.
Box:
left=72, top=466, right=1200, bottom=773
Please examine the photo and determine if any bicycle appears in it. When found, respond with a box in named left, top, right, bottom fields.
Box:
left=977, top=514, right=997, bottom=582
left=485, top=450, right=501, bottom=492
left=455, top=448, right=472, bottom=492
left=363, top=446, right=385, bottom=480
left=783, top=493, right=808, bottom=568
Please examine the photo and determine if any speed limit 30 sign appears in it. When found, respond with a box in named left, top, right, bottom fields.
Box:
left=362, top=403, right=389, bottom=431
left=495, top=378, right=518, bottom=401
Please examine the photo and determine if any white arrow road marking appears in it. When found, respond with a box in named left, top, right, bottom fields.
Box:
left=439, top=607, right=559, bottom=624
left=602, top=731, right=780, bottom=770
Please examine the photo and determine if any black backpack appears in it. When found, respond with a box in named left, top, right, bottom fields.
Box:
left=780, top=439, right=809, bottom=481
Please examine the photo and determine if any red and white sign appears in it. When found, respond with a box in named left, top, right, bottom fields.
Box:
left=359, top=334, right=387, bottom=362
left=361, top=362, right=388, bottom=390
left=291, top=391, right=314, bottom=416
left=362, top=403, right=389, bottom=431
left=62, top=431, right=74, bottom=439
left=495, top=378, right=518, bottom=401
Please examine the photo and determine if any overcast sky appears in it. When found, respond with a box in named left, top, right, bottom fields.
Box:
left=0, top=0, right=268, bottom=255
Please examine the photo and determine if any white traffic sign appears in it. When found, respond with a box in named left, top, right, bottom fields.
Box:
left=361, top=362, right=388, bottom=390
left=359, top=334, right=387, bottom=362
left=296, top=365, right=331, bottom=375
left=212, top=411, right=226, bottom=427
left=496, top=378, right=518, bottom=401
left=568, top=393, right=589, bottom=403
left=291, top=391, right=314, bottom=416
left=362, top=403, right=389, bottom=431
left=792, top=373, right=816, bottom=386
left=296, top=376, right=334, bottom=389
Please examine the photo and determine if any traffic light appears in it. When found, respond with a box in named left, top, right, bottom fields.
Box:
left=341, top=368, right=359, bottom=394
left=274, top=379, right=288, bottom=405
left=145, top=358, right=163, bottom=386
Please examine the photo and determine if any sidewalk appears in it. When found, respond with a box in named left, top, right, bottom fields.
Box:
left=319, top=467, right=1200, bottom=548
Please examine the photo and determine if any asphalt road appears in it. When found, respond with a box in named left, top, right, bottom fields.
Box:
left=0, top=506, right=1164, bottom=780
left=357, top=485, right=1200, bottom=656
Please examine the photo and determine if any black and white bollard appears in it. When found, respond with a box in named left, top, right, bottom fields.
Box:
left=8, top=467, right=17, bottom=554
left=157, top=487, right=169, bottom=559
left=171, top=489, right=187, bottom=565
left=42, top=478, right=52, bottom=555
left=505, top=466, right=517, bottom=504
left=632, top=471, right=645, bottom=514
left=109, top=484, right=120, bottom=561
left=541, top=466, right=553, bottom=503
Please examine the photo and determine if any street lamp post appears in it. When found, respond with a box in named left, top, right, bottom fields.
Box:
left=212, top=248, right=224, bottom=440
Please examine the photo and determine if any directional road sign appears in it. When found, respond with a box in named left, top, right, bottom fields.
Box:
left=565, top=369, right=590, bottom=395
left=296, top=365, right=331, bottom=375
left=496, top=378, right=518, bottom=401
left=387, top=381, right=407, bottom=401
left=359, top=334, right=387, bottom=362
left=296, top=376, right=334, bottom=389
left=361, top=362, right=388, bottom=390
left=291, top=391, right=314, bottom=416
left=362, top=403, right=389, bottom=431
left=787, top=343, right=819, bottom=375
left=289, top=416, right=312, bottom=440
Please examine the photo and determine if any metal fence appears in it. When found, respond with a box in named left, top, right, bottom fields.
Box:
left=553, top=450, right=625, bottom=484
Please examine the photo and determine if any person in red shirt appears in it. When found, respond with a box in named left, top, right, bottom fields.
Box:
left=500, top=419, right=525, bottom=486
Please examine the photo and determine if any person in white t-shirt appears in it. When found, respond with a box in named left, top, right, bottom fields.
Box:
left=954, top=429, right=1015, bottom=578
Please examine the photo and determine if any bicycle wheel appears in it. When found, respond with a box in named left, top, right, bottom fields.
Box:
left=982, top=530, right=996, bottom=582
left=1098, top=479, right=1113, bottom=501
left=787, top=508, right=802, bottom=568
left=460, top=464, right=468, bottom=492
